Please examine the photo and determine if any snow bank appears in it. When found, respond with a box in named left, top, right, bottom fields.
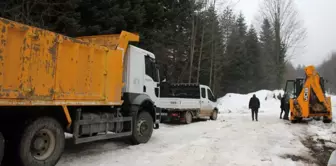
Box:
left=217, top=89, right=284, bottom=114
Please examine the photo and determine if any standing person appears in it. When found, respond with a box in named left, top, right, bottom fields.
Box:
left=283, top=97, right=290, bottom=120
left=280, top=94, right=286, bottom=119
left=249, top=94, right=260, bottom=121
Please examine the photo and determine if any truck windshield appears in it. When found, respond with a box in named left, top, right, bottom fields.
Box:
left=145, top=55, right=159, bottom=82
left=285, top=80, right=295, bottom=98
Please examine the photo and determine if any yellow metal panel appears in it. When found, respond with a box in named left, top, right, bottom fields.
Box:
left=0, top=22, right=27, bottom=98
left=0, top=17, right=140, bottom=106
left=77, top=34, right=120, bottom=50
left=26, top=29, right=58, bottom=100
left=105, top=50, right=123, bottom=103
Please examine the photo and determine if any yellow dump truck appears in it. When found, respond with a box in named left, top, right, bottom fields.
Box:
left=0, top=18, right=161, bottom=166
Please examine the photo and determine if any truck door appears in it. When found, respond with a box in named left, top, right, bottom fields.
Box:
left=206, top=88, right=217, bottom=115
left=200, top=86, right=211, bottom=116
left=144, top=55, right=160, bottom=104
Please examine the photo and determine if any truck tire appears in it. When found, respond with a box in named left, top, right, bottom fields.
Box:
left=210, top=110, right=218, bottom=120
left=184, top=111, right=192, bottom=124
left=0, top=132, right=4, bottom=165
left=18, top=117, right=65, bottom=166
left=323, top=116, right=332, bottom=123
left=131, top=111, right=153, bottom=145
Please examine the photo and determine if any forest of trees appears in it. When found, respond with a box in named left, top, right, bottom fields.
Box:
left=0, top=0, right=309, bottom=96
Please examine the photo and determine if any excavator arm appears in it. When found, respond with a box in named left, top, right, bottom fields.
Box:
left=305, top=66, right=332, bottom=113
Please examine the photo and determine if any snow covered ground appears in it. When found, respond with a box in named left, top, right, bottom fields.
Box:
left=57, top=90, right=336, bottom=166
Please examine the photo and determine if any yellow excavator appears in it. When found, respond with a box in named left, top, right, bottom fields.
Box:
left=284, top=65, right=332, bottom=123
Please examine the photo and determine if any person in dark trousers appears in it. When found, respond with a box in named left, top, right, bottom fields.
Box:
left=280, top=94, right=286, bottom=119
left=249, top=94, right=260, bottom=121
left=283, top=101, right=290, bottom=120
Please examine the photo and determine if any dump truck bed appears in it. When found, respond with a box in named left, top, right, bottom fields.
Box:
left=0, top=18, right=139, bottom=106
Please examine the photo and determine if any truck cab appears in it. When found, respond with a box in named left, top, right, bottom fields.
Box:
left=122, top=45, right=161, bottom=127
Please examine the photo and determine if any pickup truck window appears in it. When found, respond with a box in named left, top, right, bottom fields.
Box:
left=145, top=56, right=159, bottom=82
left=207, top=89, right=215, bottom=102
left=201, top=88, right=206, bottom=98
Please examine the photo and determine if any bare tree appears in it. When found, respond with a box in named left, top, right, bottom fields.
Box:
left=188, top=7, right=197, bottom=83
left=196, top=26, right=205, bottom=84
left=259, top=0, right=307, bottom=59
left=209, top=0, right=216, bottom=87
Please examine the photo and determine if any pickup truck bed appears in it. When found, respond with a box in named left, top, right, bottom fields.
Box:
left=158, top=98, right=200, bottom=110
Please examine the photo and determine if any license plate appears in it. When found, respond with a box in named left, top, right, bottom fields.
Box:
left=161, top=113, right=168, bottom=116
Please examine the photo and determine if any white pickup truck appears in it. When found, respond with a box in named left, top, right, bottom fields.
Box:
left=158, top=83, right=218, bottom=124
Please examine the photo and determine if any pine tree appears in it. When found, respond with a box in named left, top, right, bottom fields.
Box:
left=224, top=13, right=249, bottom=93
left=0, top=0, right=81, bottom=36
left=259, top=18, right=276, bottom=89
left=76, top=0, right=145, bottom=36
left=245, top=25, right=262, bottom=92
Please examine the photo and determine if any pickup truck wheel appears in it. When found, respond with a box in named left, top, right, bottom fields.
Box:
left=184, top=111, right=192, bottom=124
left=131, top=111, right=153, bottom=145
left=18, top=117, right=65, bottom=166
left=210, top=110, right=218, bottom=120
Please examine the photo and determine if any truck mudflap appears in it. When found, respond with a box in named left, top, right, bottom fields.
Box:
left=154, top=107, right=161, bottom=129
left=0, top=132, right=4, bottom=165
left=154, top=123, right=160, bottom=129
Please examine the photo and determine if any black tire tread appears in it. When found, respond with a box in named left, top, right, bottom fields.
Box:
left=130, top=111, right=153, bottom=145
left=184, top=111, right=192, bottom=124
left=0, top=132, right=4, bottom=165
left=210, top=110, right=218, bottom=120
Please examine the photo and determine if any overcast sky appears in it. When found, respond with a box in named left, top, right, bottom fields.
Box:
left=228, top=0, right=336, bottom=67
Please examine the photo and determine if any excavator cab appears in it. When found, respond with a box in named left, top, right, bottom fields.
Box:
left=284, top=65, right=332, bottom=123
left=284, top=78, right=305, bottom=99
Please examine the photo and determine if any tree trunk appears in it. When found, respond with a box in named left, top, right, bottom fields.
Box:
left=188, top=13, right=197, bottom=83
left=213, top=41, right=217, bottom=93
left=197, top=26, right=205, bottom=84
left=209, top=11, right=215, bottom=87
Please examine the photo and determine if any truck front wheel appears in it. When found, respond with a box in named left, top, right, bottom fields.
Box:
left=131, top=111, right=153, bottom=144
left=19, top=117, right=65, bottom=166
left=210, top=110, right=218, bottom=120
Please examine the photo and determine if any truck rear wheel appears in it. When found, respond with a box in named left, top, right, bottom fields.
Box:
left=131, top=111, right=153, bottom=144
left=184, top=111, right=192, bottom=124
left=18, top=117, right=65, bottom=166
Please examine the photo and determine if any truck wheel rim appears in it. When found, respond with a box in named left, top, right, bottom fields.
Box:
left=31, top=129, right=56, bottom=161
left=138, top=120, right=149, bottom=136
left=186, top=112, right=192, bottom=123
left=213, top=111, right=217, bottom=119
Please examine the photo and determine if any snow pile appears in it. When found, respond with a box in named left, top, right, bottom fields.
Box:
left=217, top=90, right=284, bottom=114
left=308, top=120, right=336, bottom=143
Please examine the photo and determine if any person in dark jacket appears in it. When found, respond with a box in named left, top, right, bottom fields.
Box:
left=249, top=94, right=260, bottom=121
left=280, top=94, right=286, bottom=119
